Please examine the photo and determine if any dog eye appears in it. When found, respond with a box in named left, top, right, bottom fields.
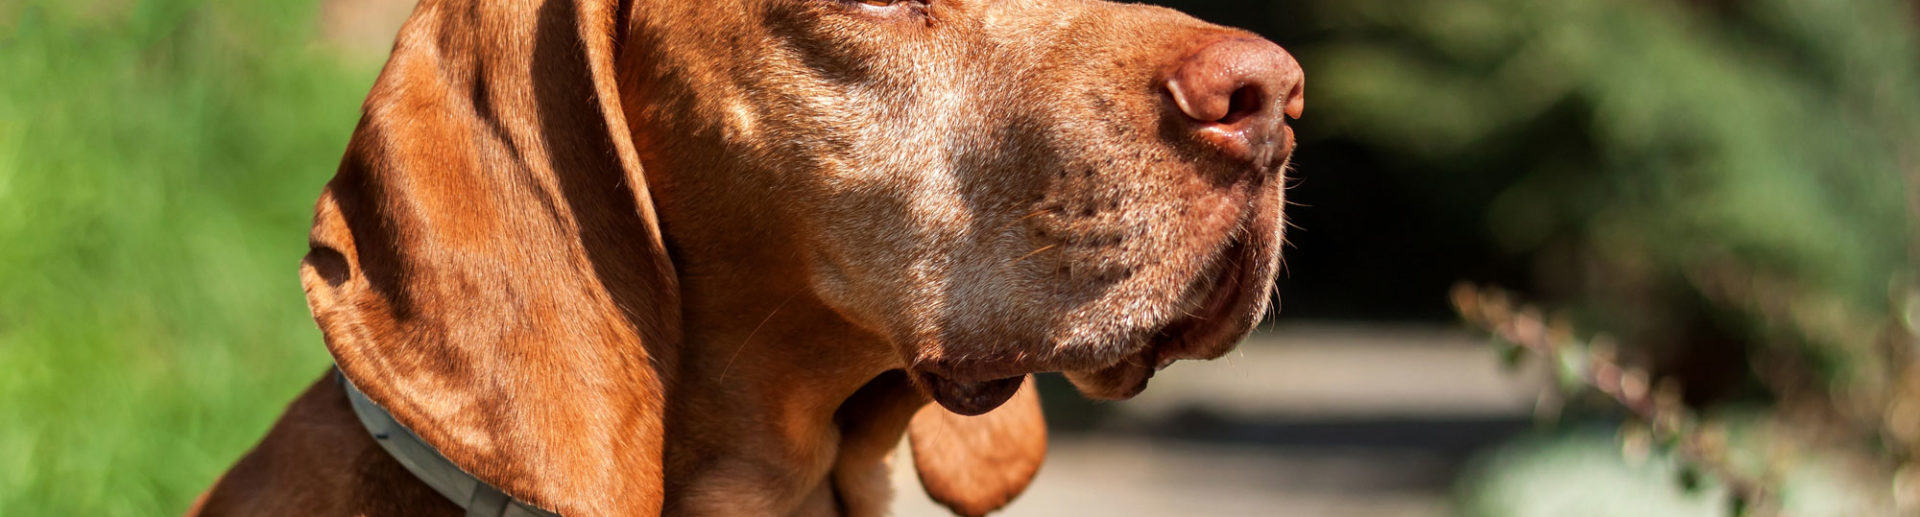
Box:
left=858, top=0, right=902, bottom=5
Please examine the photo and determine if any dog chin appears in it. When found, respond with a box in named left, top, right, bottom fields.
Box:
left=1065, top=232, right=1270, bottom=400
left=916, top=227, right=1275, bottom=413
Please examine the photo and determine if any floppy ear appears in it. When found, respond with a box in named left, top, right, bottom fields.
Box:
left=300, top=0, right=676, bottom=515
left=908, top=376, right=1048, bottom=517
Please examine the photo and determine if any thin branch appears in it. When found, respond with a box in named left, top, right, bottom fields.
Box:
left=1452, top=282, right=1784, bottom=517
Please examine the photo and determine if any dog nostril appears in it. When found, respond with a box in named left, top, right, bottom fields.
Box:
left=1218, top=85, right=1265, bottom=125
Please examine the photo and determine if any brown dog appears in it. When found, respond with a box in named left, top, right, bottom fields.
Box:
left=194, top=0, right=1302, bottom=515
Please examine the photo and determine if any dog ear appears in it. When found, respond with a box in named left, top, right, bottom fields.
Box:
left=299, top=0, right=677, bottom=514
left=908, top=376, right=1048, bottom=517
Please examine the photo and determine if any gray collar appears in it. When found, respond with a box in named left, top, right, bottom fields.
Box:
left=336, top=368, right=561, bottom=517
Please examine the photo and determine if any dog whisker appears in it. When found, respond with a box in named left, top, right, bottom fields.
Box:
left=1007, top=244, right=1057, bottom=265
left=991, top=209, right=1055, bottom=236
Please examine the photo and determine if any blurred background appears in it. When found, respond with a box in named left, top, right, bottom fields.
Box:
left=3, top=0, right=1917, bottom=515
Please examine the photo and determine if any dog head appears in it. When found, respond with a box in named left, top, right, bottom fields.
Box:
left=628, top=0, right=1303, bottom=414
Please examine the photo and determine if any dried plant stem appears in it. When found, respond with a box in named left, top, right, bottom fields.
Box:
left=1452, top=282, right=1783, bottom=517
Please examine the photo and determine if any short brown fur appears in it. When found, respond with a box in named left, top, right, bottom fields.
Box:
left=196, top=0, right=1301, bottom=515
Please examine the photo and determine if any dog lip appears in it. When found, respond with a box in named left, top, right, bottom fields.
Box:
left=1061, top=232, right=1263, bottom=399
left=1149, top=232, right=1259, bottom=368
left=1061, top=345, right=1157, bottom=400
left=912, top=370, right=1025, bottom=416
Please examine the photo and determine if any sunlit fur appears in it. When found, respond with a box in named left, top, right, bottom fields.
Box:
left=633, top=0, right=1288, bottom=391
left=196, top=0, right=1297, bottom=516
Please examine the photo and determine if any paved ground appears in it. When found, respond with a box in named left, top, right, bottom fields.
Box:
left=892, top=322, right=1549, bottom=517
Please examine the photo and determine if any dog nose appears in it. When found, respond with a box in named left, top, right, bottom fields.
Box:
left=1163, top=36, right=1304, bottom=170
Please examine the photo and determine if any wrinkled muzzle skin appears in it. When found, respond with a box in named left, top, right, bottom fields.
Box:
left=626, top=0, right=1295, bottom=414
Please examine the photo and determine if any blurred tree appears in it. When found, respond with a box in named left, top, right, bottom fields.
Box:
left=1291, top=0, right=1920, bottom=401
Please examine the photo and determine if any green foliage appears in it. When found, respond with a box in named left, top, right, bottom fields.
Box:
left=1307, top=0, right=1920, bottom=389
left=1355, top=1, right=1920, bottom=511
left=0, top=1, right=374, bottom=513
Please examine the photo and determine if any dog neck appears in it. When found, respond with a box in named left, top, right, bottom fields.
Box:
left=661, top=254, right=924, bottom=516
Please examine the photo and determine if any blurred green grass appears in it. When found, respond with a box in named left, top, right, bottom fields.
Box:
left=0, top=1, right=376, bottom=513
